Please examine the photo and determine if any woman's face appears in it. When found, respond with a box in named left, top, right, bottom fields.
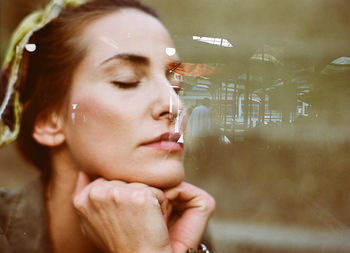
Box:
left=62, top=9, right=185, bottom=189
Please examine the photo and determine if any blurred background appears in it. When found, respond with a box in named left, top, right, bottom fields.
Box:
left=1, top=0, right=350, bottom=252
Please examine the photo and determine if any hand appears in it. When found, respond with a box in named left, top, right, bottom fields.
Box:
left=165, top=182, right=216, bottom=253
left=73, top=171, right=172, bottom=253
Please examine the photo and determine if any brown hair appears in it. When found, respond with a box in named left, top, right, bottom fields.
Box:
left=13, top=0, right=158, bottom=181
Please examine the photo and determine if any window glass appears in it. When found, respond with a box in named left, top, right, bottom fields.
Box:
left=1, top=0, right=350, bottom=252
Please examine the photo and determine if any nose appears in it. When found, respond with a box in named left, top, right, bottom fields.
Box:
left=151, top=78, right=183, bottom=123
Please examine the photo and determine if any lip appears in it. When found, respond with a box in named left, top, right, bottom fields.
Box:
left=141, top=132, right=183, bottom=151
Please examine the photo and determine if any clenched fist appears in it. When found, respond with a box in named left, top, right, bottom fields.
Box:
left=73, top=172, right=215, bottom=253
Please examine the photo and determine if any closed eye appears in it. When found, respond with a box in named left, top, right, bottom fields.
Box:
left=111, top=81, right=140, bottom=89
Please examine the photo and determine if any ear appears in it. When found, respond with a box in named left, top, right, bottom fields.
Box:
left=32, top=111, right=65, bottom=147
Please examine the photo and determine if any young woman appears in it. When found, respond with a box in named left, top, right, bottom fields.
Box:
left=0, top=0, right=215, bottom=252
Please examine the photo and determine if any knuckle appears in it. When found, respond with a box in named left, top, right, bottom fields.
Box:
left=143, top=187, right=153, bottom=196
left=112, top=187, right=119, bottom=202
left=149, top=187, right=162, bottom=197
left=129, top=182, right=147, bottom=188
left=206, top=195, right=216, bottom=213
left=130, top=188, right=152, bottom=205
left=73, top=196, right=84, bottom=210
left=73, top=196, right=88, bottom=216
left=88, top=186, right=106, bottom=203
left=198, top=193, right=216, bottom=214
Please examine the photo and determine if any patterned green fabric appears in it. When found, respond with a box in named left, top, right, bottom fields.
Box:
left=0, top=0, right=88, bottom=146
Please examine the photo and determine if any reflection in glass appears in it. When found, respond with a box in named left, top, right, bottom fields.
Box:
left=2, top=0, right=350, bottom=252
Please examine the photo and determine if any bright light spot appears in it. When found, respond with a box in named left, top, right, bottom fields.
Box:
left=72, top=104, right=77, bottom=110
left=222, top=135, right=231, bottom=144
left=25, top=44, right=36, bottom=52
left=99, top=36, right=119, bottom=50
left=192, top=36, right=233, bottom=48
left=222, top=39, right=233, bottom=47
left=166, top=47, right=176, bottom=56
left=177, top=134, right=184, bottom=143
left=331, top=56, right=350, bottom=65
left=169, top=92, right=173, bottom=114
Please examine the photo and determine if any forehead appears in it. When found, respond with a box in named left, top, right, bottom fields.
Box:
left=79, top=8, right=176, bottom=65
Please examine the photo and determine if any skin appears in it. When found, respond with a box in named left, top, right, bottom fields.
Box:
left=63, top=8, right=185, bottom=189
left=34, top=8, right=215, bottom=253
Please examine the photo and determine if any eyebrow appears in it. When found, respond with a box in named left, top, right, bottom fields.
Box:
left=99, top=53, right=150, bottom=66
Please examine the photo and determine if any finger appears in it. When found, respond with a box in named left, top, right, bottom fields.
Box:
left=140, top=186, right=170, bottom=220
left=108, top=181, right=170, bottom=221
left=73, top=174, right=106, bottom=210
left=74, top=171, right=91, bottom=196
left=148, top=187, right=166, bottom=206
left=115, top=182, right=168, bottom=212
left=165, top=182, right=206, bottom=202
left=165, top=182, right=215, bottom=215
left=165, top=184, right=215, bottom=252
left=165, top=202, right=173, bottom=222
left=149, top=187, right=169, bottom=221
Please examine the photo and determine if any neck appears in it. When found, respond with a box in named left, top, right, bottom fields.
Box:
left=46, top=146, right=97, bottom=253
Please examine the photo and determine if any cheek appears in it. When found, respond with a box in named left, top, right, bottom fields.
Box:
left=68, top=84, right=148, bottom=124
left=63, top=95, right=130, bottom=168
left=68, top=92, right=127, bottom=129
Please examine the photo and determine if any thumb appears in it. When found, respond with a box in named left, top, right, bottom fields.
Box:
left=74, top=171, right=91, bottom=197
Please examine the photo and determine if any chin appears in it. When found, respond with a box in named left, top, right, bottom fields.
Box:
left=138, top=159, right=185, bottom=189
left=101, top=158, right=185, bottom=189
left=151, top=172, right=184, bottom=189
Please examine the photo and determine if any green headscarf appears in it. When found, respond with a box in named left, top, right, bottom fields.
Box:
left=0, top=0, right=88, bottom=146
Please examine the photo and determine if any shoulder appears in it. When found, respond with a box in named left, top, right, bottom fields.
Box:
left=0, top=178, right=52, bottom=253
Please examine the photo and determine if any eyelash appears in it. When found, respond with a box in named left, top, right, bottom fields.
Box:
left=111, top=81, right=140, bottom=89
left=110, top=73, right=182, bottom=94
